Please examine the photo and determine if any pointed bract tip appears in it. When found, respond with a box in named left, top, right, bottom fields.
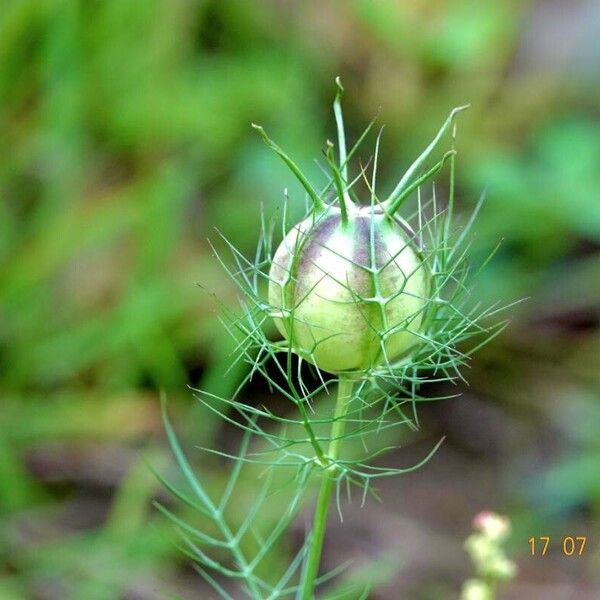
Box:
left=252, top=123, right=272, bottom=146
left=453, top=104, right=471, bottom=114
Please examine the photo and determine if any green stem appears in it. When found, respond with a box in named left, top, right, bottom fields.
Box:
left=301, top=376, right=355, bottom=600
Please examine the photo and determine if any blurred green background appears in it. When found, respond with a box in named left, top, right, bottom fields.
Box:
left=1, top=0, right=599, bottom=598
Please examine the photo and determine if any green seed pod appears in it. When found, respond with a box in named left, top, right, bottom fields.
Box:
left=253, top=78, right=467, bottom=375
left=269, top=206, right=428, bottom=373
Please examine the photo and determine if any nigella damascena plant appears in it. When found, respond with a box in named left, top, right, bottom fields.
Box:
left=158, top=80, right=510, bottom=600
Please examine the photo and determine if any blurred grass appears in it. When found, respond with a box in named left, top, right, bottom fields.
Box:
left=0, top=0, right=599, bottom=598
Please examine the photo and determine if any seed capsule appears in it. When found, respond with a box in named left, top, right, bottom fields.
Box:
left=269, top=205, right=428, bottom=373
left=257, top=80, right=464, bottom=373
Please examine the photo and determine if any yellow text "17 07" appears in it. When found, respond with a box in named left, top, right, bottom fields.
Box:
left=528, top=536, right=587, bottom=556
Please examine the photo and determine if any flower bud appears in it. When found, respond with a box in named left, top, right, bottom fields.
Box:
left=461, top=580, right=492, bottom=600
left=473, top=511, right=511, bottom=542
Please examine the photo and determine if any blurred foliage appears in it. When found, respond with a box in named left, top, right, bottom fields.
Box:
left=0, top=0, right=599, bottom=598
